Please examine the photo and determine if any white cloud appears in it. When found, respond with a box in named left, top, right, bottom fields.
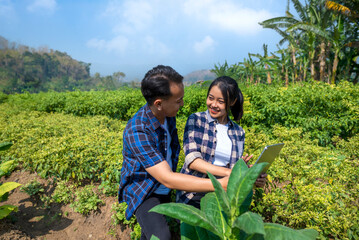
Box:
left=194, top=36, right=215, bottom=54
left=183, top=0, right=273, bottom=35
left=27, top=0, right=57, bottom=14
left=87, top=36, right=129, bottom=53
left=103, top=0, right=154, bottom=34
left=0, top=0, right=15, bottom=19
left=144, top=36, right=171, bottom=55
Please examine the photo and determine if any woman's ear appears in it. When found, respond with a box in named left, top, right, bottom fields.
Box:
left=153, top=99, right=162, bottom=111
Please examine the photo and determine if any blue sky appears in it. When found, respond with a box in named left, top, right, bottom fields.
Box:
left=0, top=0, right=289, bottom=80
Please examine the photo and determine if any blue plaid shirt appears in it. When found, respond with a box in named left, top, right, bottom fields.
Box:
left=118, top=104, right=180, bottom=220
left=177, top=110, right=245, bottom=203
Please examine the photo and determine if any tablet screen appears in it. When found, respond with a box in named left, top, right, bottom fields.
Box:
left=254, top=143, right=284, bottom=173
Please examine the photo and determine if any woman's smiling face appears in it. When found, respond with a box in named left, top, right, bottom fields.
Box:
left=206, top=85, right=228, bottom=124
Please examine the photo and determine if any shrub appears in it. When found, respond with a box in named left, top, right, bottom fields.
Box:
left=70, top=185, right=104, bottom=215
left=20, top=179, right=44, bottom=196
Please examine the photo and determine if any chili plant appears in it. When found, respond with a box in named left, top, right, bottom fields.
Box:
left=150, top=160, right=318, bottom=240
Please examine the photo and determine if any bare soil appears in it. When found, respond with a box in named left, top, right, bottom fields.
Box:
left=0, top=170, right=132, bottom=240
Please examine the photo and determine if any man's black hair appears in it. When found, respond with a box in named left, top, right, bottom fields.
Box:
left=141, top=65, right=183, bottom=105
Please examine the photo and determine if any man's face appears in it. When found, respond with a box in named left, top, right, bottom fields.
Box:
left=161, top=82, right=184, bottom=117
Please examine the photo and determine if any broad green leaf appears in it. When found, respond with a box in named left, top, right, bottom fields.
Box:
left=207, top=172, right=230, bottom=216
left=0, top=142, right=12, bottom=151
left=228, top=162, right=268, bottom=217
left=233, top=212, right=265, bottom=236
left=150, top=235, right=160, bottom=240
left=0, top=192, right=9, bottom=202
left=239, top=191, right=253, bottom=215
left=150, top=203, right=216, bottom=233
left=264, top=223, right=318, bottom=240
left=181, top=222, right=220, bottom=240
left=228, top=160, right=249, bottom=199
left=0, top=204, right=18, bottom=219
left=0, top=160, right=16, bottom=178
left=0, top=182, right=21, bottom=197
left=181, top=222, right=200, bottom=240
left=201, top=193, right=230, bottom=237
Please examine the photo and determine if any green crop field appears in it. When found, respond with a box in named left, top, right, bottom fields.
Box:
left=1, top=82, right=358, bottom=239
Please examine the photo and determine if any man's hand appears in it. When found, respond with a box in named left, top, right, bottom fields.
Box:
left=255, top=173, right=267, bottom=188
left=218, top=175, right=229, bottom=191
left=241, top=154, right=267, bottom=188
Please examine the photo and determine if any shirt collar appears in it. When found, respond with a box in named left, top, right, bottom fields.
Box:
left=144, top=103, right=162, bottom=131
left=205, top=109, right=234, bottom=127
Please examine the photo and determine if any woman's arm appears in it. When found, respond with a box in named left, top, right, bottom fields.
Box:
left=188, top=158, right=231, bottom=177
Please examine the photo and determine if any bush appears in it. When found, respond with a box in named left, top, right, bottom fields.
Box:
left=241, top=81, right=359, bottom=146
left=0, top=105, right=125, bottom=183
left=70, top=185, right=104, bottom=215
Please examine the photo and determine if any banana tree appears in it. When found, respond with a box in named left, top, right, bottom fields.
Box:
left=250, top=44, right=277, bottom=84
left=150, top=160, right=318, bottom=240
left=326, top=0, right=359, bottom=83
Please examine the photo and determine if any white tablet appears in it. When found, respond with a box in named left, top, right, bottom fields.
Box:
left=254, top=143, right=284, bottom=173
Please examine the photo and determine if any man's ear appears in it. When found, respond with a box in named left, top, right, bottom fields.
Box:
left=153, top=99, right=162, bottom=111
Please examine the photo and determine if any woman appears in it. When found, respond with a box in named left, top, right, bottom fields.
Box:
left=177, top=76, right=266, bottom=208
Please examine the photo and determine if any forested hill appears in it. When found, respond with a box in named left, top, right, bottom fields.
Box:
left=0, top=36, right=93, bottom=93
left=0, top=36, right=115, bottom=93
left=183, top=69, right=216, bottom=85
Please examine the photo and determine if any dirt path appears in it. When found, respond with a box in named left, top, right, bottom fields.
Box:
left=0, top=170, right=132, bottom=240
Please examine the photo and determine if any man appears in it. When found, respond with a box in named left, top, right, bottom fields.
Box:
left=118, top=65, right=229, bottom=240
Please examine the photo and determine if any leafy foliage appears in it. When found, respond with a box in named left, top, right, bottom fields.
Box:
left=241, top=81, right=359, bottom=146
left=51, top=180, right=75, bottom=204
left=0, top=143, right=20, bottom=220
left=111, top=202, right=141, bottom=240
left=70, top=185, right=104, bottom=215
left=150, top=160, right=318, bottom=239
left=0, top=106, right=125, bottom=182
left=0, top=83, right=358, bottom=239
left=20, top=179, right=45, bottom=196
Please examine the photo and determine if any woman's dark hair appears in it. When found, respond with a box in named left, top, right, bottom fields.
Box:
left=141, top=65, right=183, bottom=105
left=207, top=76, right=244, bottom=121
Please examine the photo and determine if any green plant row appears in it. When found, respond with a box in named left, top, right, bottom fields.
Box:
left=1, top=82, right=359, bottom=239
left=5, top=88, right=146, bottom=120
left=1, top=102, right=358, bottom=238
left=0, top=104, right=125, bottom=185
left=241, top=81, right=359, bottom=146
left=3, top=86, right=209, bottom=121
left=4, top=82, right=358, bottom=148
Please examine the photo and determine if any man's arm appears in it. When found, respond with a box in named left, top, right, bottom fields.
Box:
left=146, top=161, right=228, bottom=191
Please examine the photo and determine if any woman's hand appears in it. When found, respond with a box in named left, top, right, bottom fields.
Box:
left=241, top=154, right=253, bottom=165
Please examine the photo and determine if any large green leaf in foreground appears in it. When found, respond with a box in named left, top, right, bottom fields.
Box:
left=150, top=160, right=318, bottom=239
left=150, top=202, right=218, bottom=234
